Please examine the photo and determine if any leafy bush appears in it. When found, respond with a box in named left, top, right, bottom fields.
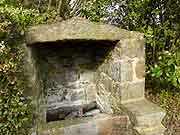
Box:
left=0, top=3, right=57, bottom=134
left=0, top=41, right=32, bottom=135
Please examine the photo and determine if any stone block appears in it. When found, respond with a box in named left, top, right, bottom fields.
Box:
left=99, top=59, right=133, bottom=82
left=135, top=59, right=145, bottom=79
left=71, top=89, right=86, bottom=102
left=86, top=83, right=97, bottom=102
left=97, top=62, right=110, bottom=75
left=64, top=115, right=131, bottom=135
left=117, top=38, right=145, bottom=58
left=111, top=46, right=122, bottom=58
left=119, top=59, right=133, bottom=82
left=98, top=72, right=114, bottom=92
left=97, top=115, right=131, bottom=135
left=96, top=72, right=120, bottom=97
left=39, top=130, right=50, bottom=135
left=64, top=121, right=98, bottom=135
left=123, top=99, right=166, bottom=135
left=118, top=80, right=145, bottom=102
left=65, top=70, right=78, bottom=82
left=65, top=80, right=89, bottom=89
left=96, top=94, right=113, bottom=114
left=79, top=70, right=94, bottom=82
left=39, top=114, right=132, bottom=135
left=98, top=61, right=120, bottom=81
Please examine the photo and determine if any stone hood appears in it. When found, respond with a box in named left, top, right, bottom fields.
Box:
left=25, top=17, right=143, bottom=45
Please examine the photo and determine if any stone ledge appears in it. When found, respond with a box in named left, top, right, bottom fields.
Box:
left=122, top=99, right=166, bottom=135
left=135, top=124, right=166, bottom=135
left=39, top=114, right=132, bottom=135
left=26, top=17, right=143, bottom=45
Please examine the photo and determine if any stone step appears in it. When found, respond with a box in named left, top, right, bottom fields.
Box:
left=135, top=124, right=166, bottom=135
left=120, top=80, right=145, bottom=103
left=123, top=99, right=166, bottom=135
left=39, top=114, right=133, bottom=135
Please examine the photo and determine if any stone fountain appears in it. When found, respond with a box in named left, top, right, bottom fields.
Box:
left=26, top=17, right=166, bottom=135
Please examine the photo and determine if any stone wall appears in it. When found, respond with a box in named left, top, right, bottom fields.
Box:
left=31, top=40, right=117, bottom=122
left=26, top=18, right=165, bottom=135
left=95, top=34, right=145, bottom=112
left=31, top=34, right=145, bottom=122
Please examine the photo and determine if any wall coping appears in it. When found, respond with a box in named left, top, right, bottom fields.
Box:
left=25, top=17, right=144, bottom=46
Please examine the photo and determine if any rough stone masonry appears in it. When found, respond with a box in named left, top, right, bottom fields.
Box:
left=26, top=17, right=166, bottom=135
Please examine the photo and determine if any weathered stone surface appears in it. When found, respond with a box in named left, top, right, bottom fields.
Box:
left=26, top=17, right=143, bottom=45
left=27, top=17, right=166, bottom=135
left=46, top=101, right=97, bottom=122
left=34, top=44, right=110, bottom=112
left=83, top=109, right=100, bottom=117
left=80, top=70, right=94, bottom=82
left=140, top=125, right=166, bottom=135
left=39, top=114, right=132, bottom=135
left=70, top=89, right=85, bottom=101
left=97, top=115, right=131, bottom=135
left=123, top=99, right=166, bottom=135
left=96, top=94, right=113, bottom=114
left=98, top=61, right=120, bottom=81
left=108, top=61, right=121, bottom=81
left=86, top=83, right=97, bottom=102
left=98, top=72, right=114, bottom=91
left=98, top=60, right=133, bottom=82
left=118, top=38, right=145, bottom=58
left=118, top=80, right=145, bottom=103
left=135, top=59, right=145, bottom=79
left=119, top=59, right=133, bottom=82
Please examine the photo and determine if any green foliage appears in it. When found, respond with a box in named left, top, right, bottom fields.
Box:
left=0, top=3, right=57, bottom=135
left=79, top=0, right=111, bottom=22
left=0, top=40, right=32, bottom=135
left=150, top=51, right=180, bottom=89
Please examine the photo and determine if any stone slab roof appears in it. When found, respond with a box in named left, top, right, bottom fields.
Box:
left=25, top=17, right=143, bottom=45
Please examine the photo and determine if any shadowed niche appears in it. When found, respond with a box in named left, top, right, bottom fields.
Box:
left=30, top=40, right=118, bottom=122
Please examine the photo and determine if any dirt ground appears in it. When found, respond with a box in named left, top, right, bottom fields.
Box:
left=145, top=89, right=180, bottom=135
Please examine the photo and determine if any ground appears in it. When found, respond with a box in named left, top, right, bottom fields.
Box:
left=145, top=89, right=180, bottom=135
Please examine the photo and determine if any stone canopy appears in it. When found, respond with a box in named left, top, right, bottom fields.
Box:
left=25, top=17, right=143, bottom=45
